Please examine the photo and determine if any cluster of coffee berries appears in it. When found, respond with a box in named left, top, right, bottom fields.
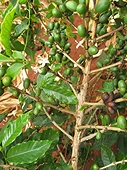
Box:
left=102, top=92, right=119, bottom=114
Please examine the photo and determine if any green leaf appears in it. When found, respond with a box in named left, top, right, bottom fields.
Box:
left=6, top=63, right=25, bottom=79
left=0, top=159, right=4, bottom=170
left=117, top=133, right=127, bottom=155
left=30, top=129, right=59, bottom=146
left=37, top=74, right=77, bottom=104
left=66, top=25, right=73, bottom=38
left=0, top=54, right=15, bottom=62
left=102, top=81, right=114, bottom=94
left=0, top=118, right=12, bottom=144
left=42, top=84, right=78, bottom=104
left=40, top=129, right=59, bottom=144
left=37, top=73, right=56, bottom=88
left=19, top=0, right=27, bottom=4
left=7, top=140, right=52, bottom=164
left=10, top=0, right=18, bottom=6
left=12, top=51, right=25, bottom=60
left=96, top=51, right=108, bottom=65
left=12, top=40, right=24, bottom=51
left=32, top=115, right=53, bottom=127
left=116, top=31, right=124, bottom=40
left=25, top=47, right=36, bottom=61
left=119, top=163, right=127, bottom=170
left=101, top=145, right=116, bottom=170
left=14, top=19, right=29, bottom=37
left=2, top=113, right=29, bottom=148
left=119, top=155, right=127, bottom=170
left=91, top=131, right=118, bottom=150
left=51, top=63, right=62, bottom=72
left=52, top=112, right=69, bottom=125
left=49, top=0, right=63, bottom=5
left=0, top=112, right=7, bottom=123
left=0, top=3, right=17, bottom=56
left=120, top=6, right=127, bottom=18
left=46, top=11, right=53, bottom=19
left=79, top=104, right=87, bottom=111
left=34, top=0, right=40, bottom=5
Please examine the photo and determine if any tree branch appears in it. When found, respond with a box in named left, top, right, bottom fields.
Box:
left=81, top=98, right=127, bottom=108
left=90, top=59, right=127, bottom=74
left=80, top=123, right=125, bottom=143
left=57, top=144, right=67, bottom=163
left=100, top=160, right=127, bottom=170
left=43, top=107, right=73, bottom=141
left=95, top=25, right=124, bottom=42
left=17, top=89, right=76, bottom=116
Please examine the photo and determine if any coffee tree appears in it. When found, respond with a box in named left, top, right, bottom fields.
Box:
left=0, top=0, right=127, bottom=169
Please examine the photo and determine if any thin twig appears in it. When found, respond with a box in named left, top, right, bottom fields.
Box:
left=78, top=125, right=126, bottom=132
left=13, top=85, right=76, bottom=116
left=81, top=131, right=99, bottom=142
left=88, top=74, right=102, bottom=101
left=56, top=44, right=86, bottom=74
left=43, top=107, right=73, bottom=141
left=66, top=18, right=77, bottom=30
left=81, top=98, right=127, bottom=107
left=81, top=128, right=109, bottom=142
left=95, top=25, right=124, bottom=42
left=90, top=59, right=127, bottom=74
left=84, top=105, right=97, bottom=115
left=70, top=84, right=78, bottom=99
left=56, top=72, right=78, bottom=98
left=81, top=108, right=98, bottom=139
left=99, top=160, right=127, bottom=170
left=89, top=72, right=101, bottom=84
left=57, top=144, right=67, bottom=163
left=23, top=91, right=76, bottom=116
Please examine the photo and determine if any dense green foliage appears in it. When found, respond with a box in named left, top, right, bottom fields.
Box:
left=0, top=0, right=127, bottom=169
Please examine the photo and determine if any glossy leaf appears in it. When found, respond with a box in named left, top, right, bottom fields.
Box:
left=42, top=84, right=78, bottom=104
left=96, top=51, right=107, bottom=64
left=32, top=115, right=53, bottom=127
left=0, top=3, right=17, bottom=56
left=31, top=129, right=59, bottom=147
left=119, top=156, right=127, bottom=170
left=52, top=112, right=69, bottom=125
left=79, top=104, right=87, bottom=111
left=12, top=51, right=25, bottom=60
left=32, top=112, right=69, bottom=127
left=51, top=63, right=62, bottom=72
left=6, top=63, right=25, bottom=79
left=14, top=19, right=29, bottom=37
left=117, top=133, right=127, bottom=155
left=101, top=145, right=116, bottom=170
left=41, top=129, right=59, bottom=143
left=37, top=73, right=56, bottom=88
left=0, top=54, right=15, bottom=62
left=7, top=140, right=52, bottom=164
left=10, top=0, right=18, bottom=6
left=2, top=113, right=29, bottom=148
left=0, top=118, right=12, bottom=144
left=91, top=131, right=118, bottom=150
left=102, top=81, right=114, bottom=94
left=12, top=40, right=24, bottom=51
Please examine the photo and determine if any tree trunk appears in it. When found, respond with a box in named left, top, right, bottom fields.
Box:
left=71, top=60, right=91, bottom=170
